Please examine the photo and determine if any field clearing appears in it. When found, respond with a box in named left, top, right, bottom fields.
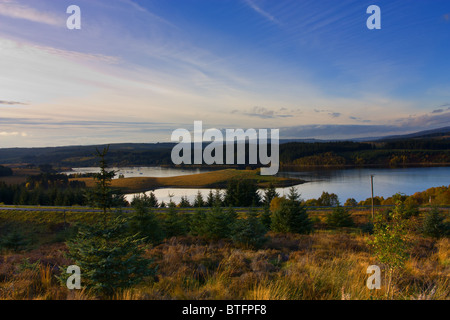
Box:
left=71, top=169, right=303, bottom=193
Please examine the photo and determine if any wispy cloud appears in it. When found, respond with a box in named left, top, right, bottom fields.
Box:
left=243, top=0, right=280, bottom=25
left=237, top=106, right=294, bottom=119
left=349, top=116, right=371, bottom=123
left=0, top=0, right=62, bottom=26
left=0, top=100, right=27, bottom=106
left=281, top=124, right=408, bottom=140
left=435, top=103, right=450, bottom=109
left=32, top=44, right=121, bottom=64
left=394, top=110, right=450, bottom=128
left=314, top=109, right=342, bottom=118
left=0, top=131, right=27, bottom=137
left=118, top=0, right=178, bottom=29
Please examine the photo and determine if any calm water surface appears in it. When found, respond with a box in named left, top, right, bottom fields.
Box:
left=65, top=166, right=450, bottom=204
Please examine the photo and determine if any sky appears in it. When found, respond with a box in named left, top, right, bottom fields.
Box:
left=0, top=0, right=449, bottom=147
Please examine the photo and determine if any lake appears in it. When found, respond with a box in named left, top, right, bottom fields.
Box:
left=64, top=166, right=450, bottom=204
left=63, top=166, right=213, bottom=178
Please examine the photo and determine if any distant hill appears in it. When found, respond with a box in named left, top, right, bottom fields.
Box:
left=376, top=126, right=450, bottom=141
left=0, top=143, right=175, bottom=167
left=0, top=127, right=449, bottom=168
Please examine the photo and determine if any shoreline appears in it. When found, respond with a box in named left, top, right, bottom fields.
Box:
left=71, top=169, right=305, bottom=194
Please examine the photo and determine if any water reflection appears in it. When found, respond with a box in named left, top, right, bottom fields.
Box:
left=122, top=166, right=450, bottom=204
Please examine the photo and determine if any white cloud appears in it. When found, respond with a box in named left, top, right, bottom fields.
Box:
left=243, top=0, right=280, bottom=25
left=0, top=0, right=63, bottom=26
left=0, top=131, right=26, bottom=137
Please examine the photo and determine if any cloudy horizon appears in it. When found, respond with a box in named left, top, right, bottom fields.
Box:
left=1, top=0, right=449, bottom=148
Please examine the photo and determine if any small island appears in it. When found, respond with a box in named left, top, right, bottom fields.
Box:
left=70, top=169, right=304, bottom=193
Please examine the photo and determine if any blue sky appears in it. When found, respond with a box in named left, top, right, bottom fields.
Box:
left=0, top=0, right=449, bottom=147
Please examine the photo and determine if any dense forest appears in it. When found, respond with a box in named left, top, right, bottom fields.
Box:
left=0, top=165, right=13, bottom=177
left=279, top=139, right=450, bottom=166
left=0, top=173, right=87, bottom=206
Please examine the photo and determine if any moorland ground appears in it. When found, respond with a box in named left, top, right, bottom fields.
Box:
left=0, top=206, right=448, bottom=300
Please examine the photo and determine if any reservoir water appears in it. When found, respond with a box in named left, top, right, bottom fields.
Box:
left=65, top=166, right=450, bottom=204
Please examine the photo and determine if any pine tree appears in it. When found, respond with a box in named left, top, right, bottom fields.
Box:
left=422, top=206, right=448, bottom=238
left=63, top=147, right=155, bottom=296
left=232, top=207, right=267, bottom=249
left=179, top=195, right=191, bottom=208
left=129, top=201, right=165, bottom=244
left=263, top=183, right=279, bottom=207
left=0, top=230, right=30, bottom=252
left=214, top=189, right=223, bottom=207
left=326, top=205, right=355, bottom=228
left=271, top=187, right=312, bottom=234
left=64, top=214, right=155, bottom=296
left=206, top=190, right=215, bottom=207
left=260, top=205, right=272, bottom=230
left=189, top=208, right=207, bottom=236
left=203, top=204, right=237, bottom=240
left=148, top=192, right=159, bottom=207
left=224, top=179, right=261, bottom=207
left=131, top=192, right=159, bottom=208
left=193, top=191, right=205, bottom=208
left=84, top=146, right=117, bottom=221
left=164, top=202, right=187, bottom=238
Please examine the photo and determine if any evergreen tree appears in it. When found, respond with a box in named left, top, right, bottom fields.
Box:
left=148, top=192, right=159, bottom=208
left=422, top=206, right=448, bottom=238
left=232, top=207, right=268, bottom=249
left=263, top=183, right=279, bottom=207
left=224, top=179, right=260, bottom=207
left=203, top=204, right=237, bottom=240
left=271, top=187, right=312, bottom=234
left=206, top=190, right=215, bottom=207
left=189, top=208, right=208, bottom=236
left=64, top=214, right=155, bottom=296
left=326, top=205, right=355, bottom=228
left=63, top=147, right=154, bottom=296
left=0, top=230, right=30, bottom=252
left=260, top=205, right=272, bottom=230
left=214, top=189, right=223, bottom=207
left=179, top=195, right=191, bottom=208
left=129, top=201, right=165, bottom=244
left=164, top=202, right=187, bottom=238
left=84, top=146, right=117, bottom=220
left=193, top=191, right=205, bottom=208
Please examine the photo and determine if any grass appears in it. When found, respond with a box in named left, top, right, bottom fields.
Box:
left=70, top=169, right=303, bottom=193
left=1, top=232, right=448, bottom=300
left=0, top=207, right=448, bottom=300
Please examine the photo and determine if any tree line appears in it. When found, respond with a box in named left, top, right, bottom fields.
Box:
left=0, top=165, right=13, bottom=177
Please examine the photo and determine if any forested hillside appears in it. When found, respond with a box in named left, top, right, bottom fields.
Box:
left=1, top=128, right=449, bottom=168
